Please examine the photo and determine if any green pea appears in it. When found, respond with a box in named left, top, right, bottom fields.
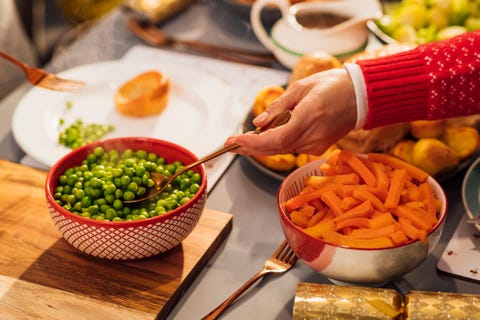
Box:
left=80, top=196, right=91, bottom=208
left=105, top=194, right=115, bottom=203
left=123, top=191, right=135, bottom=201
left=59, top=175, right=68, bottom=186
left=93, top=146, right=104, bottom=157
left=137, top=186, right=146, bottom=196
left=179, top=178, right=191, bottom=190
left=113, top=199, right=123, bottom=210
left=135, top=166, right=146, bottom=177
left=189, top=183, right=200, bottom=194
left=89, top=177, right=103, bottom=189
left=122, top=149, right=134, bottom=159
left=103, top=183, right=116, bottom=194
left=127, top=182, right=138, bottom=193
left=191, top=173, right=201, bottom=184
left=73, top=188, right=85, bottom=200
left=120, top=175, right=131, bottom=186
left=87, top=205, right=99, bottom=215
left=80, top=212, right=91, bottom=218
left=147, top=153, right=157, bottom=162
left=180, top=197, right=191, bottom=205
left=105, top=209, right=117, bottom=220
left=136, top=149, right=148, bottom=159
left=55, top=147, right=201, bottom=222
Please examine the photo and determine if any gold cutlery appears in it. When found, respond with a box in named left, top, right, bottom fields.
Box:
left=125, top=110, right=292, bottom=204
left=0, top=51, right=85, bottom=92
left=201, top=240, right=298, bottom=320
left=125, top=15, right=277, bottom=67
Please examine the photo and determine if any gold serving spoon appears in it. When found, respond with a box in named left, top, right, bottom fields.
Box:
left=124, top=110, right=292, bottom=204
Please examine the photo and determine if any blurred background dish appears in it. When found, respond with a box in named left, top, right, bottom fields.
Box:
left=462, top=156, right=480, bottom=232
left=369, top=0, right=480, bottom=45
left=250, top=0, right=382, bottom=68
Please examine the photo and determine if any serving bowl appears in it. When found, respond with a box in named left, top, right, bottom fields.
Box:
left=45, top=137, right=207, bottom=260
left=277, top=156, right=447, bottom=285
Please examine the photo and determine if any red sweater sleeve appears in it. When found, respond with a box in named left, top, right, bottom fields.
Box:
left=357, top=30, right=480, bottom=129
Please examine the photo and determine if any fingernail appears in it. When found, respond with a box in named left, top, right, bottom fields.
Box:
left=255, top=112, right=268, bottom=123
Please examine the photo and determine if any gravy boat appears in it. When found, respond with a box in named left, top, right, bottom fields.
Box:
left=251, top=0, right=383, bottom=69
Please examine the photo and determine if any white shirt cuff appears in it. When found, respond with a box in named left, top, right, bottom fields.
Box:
left=344, top=63, right=367, bottom=130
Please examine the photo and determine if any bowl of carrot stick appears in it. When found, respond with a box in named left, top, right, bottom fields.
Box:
left=277, top=149, right=447, bottom=286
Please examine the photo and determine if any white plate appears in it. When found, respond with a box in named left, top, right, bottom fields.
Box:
left=12, top=60, right=246, bottom=167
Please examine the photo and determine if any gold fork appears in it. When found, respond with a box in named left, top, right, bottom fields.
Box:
left=126, top=15, right=277, bottom=67
left=0, top=51, right=85, bottom=92
left=202, top=240, right=298, bottom=320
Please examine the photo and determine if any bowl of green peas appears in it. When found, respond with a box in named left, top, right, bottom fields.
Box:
left=45, top=137, right=207, bottom=260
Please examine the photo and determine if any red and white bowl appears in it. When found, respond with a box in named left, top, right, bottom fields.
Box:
left=45, top=137, right=207, bottom=260
left=277, top=158, right=447, bottom=285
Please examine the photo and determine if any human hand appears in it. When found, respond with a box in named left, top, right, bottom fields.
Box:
left=225, top=68, right=358, bottom=156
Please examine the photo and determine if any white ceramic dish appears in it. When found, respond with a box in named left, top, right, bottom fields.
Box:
left=462, top=156, right=480, bottom=231
left=251, top=0, right=382, bottom=68
left=12, top=60, right=246, bottom=167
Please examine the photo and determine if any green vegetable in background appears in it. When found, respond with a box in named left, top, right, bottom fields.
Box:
left=376, top=0, right=480, bottom=43
left=58, top=118, right=116, bottom=149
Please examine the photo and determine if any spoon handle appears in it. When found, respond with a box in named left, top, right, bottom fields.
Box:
left=174, top=110, right=292, bottom=177
left=124, top=110, right=292, bottom=204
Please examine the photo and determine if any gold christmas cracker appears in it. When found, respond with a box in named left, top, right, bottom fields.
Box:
left=127, top=0, right=197, bottom=24
left=293, top=283, right=404, bottom=320
left=405, top=291, right=480, bottom=319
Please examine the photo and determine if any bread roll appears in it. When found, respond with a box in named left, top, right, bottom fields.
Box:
left=337, top=124, right=410, bottom=154
left=115, top=70, right=170, bottom=117
left=288, top=51, right=342, bottom=86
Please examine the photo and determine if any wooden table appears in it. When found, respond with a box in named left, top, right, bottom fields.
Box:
left=0, top=160, right=232, bottom=319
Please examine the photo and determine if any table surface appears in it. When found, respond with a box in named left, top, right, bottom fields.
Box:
left=1, top=1, right=480, bottom=319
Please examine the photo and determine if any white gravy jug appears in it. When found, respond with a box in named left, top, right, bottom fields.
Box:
left=251, top=0, right=382, bottom=69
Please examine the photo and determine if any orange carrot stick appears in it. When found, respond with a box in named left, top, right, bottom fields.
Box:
left=371, top=161, right=390, bottom=197
left=334, top=200, right=374, bottom=223
left=349, top=224, right=396, bottom=239
left=368, top=212, right=396, bottom=229
left=390, top=230, right=409, bottom=244
left=323, top=230, right=394, bottom=248
left=390, top=205, right=433, bottom=231
left=290, top=210, right=311, bottom=228
left=419, top=181, right=438, bottom=218
left=304, top=220, right=336, bottom=238
left=353, top=187, right=387, bottom=212
left=335, top=217, right=370, bottom=230
left=338, top=150, right=376, bottom=187
left=384, top=168, right=408, bottom=209
left=307, top=207, right=330, bottom=227
left=340, top=196, right=362, bottom=211
left=321, top=189, right=344, bottom=217
left=284, top=183, right=341, bottom=212
left=398, top=218, right=427, bottom=243
left=305, top=173, right=360, bottom=189
left=368, top=153, right=429, bottom=183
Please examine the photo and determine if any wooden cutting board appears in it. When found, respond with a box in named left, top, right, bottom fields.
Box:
left=0, top=159, right=233, bottom=320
